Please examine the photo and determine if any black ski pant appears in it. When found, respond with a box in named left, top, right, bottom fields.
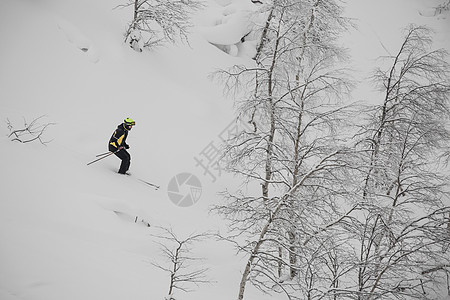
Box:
left=109, top=146, right=131, bottom=174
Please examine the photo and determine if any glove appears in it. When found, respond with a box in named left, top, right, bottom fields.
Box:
left=124, top=144, right=130, bottom=149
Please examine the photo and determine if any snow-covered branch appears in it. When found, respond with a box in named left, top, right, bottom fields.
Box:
left=119, top=0, right=203, bottom=51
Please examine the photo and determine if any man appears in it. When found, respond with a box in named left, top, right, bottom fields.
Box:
left=109, top=118, right=135, bottom=174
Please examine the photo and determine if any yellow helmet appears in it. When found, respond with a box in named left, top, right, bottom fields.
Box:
left=124, top=118, right=136, bottom=126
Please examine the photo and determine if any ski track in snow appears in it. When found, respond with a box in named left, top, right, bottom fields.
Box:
left=89, top=191, right=154, bottom=227
left=56, top=16, right=100, bottom=63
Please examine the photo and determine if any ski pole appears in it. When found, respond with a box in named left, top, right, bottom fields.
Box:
left=96, top=151, right=111, bottom=157
left=87, top=148, right=121, bottom=166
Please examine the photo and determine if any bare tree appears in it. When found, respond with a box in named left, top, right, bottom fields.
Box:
left=215, top=7, right=450, bottom=299
left=352, top=25, right=450, bottom=299
left=117, top=0, right=202, bottom=50
left=213, top=0, right=357, bottom=299
left=150, top=227, right=211, bottom=299
left=7, top=115, right=55, bottom=145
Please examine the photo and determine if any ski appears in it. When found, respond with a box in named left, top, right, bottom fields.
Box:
left=113, top=171, right=160, bottom=190
left=136, top=178, right=160, bottom=190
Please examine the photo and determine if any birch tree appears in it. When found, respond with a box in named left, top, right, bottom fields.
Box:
left=214, top=0, right=356, bottom=299
left=353, top=24, right=450, bottom=299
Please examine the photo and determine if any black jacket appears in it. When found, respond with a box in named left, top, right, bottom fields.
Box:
left=109, top=123, right=130, bottom=150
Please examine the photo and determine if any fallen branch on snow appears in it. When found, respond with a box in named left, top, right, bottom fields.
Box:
left=7, top=115, right=55, bottom=145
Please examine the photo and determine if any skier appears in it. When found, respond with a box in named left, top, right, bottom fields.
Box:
left=109, top=118, right=135, bottom=174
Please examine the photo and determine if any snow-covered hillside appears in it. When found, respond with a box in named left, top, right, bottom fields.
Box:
left=0, top=0, right=448, bottom=299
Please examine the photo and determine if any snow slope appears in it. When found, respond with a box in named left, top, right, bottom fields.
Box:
left=0, top=0, right=448, bottom=299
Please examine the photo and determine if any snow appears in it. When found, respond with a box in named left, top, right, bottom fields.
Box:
left=56, top=16, right=100, bottom=63
left=0, top=0, right=449, bottom=299
left=195, top=0, right=265, bottom=57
